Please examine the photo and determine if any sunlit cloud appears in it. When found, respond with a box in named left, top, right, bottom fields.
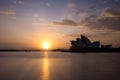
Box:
left=102, top=7, right=120, bottom=18
left=0, top=6, right=16, bottom=19
left=53, top=19, right=79, bottom=26
left=53, top=6, right=120, bottom=31
left=0, top=6, right=16, bottom=15
left=81, top=7, right=120, bottom=30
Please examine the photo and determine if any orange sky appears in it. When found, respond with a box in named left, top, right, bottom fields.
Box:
left=0, top=0, right=120, bottom=49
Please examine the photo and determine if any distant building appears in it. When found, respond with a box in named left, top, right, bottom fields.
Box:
left=101, top=45, right=112, bottom=49
left=71, top=35, right=100, bottom=48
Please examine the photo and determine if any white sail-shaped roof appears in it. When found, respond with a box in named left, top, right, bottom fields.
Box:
left=90, top=41, right=100, bottom=48
left=71, top=35, right=101, bottom=48
left=81, top=35, right=91, bottom=46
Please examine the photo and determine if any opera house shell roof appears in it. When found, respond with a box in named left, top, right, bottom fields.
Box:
left=71, top=35, right=100, bottom=48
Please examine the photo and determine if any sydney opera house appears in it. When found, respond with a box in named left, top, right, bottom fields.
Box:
left=71, top=35, right=100, bottom=48
left=70, top=35, right=112, bottom=52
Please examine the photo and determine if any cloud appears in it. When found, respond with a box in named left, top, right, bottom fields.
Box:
left=46, top=2, right=51, bottom=7
left=65, top=2, right=93, bottom=22
left=67, top=3, right=76, bottom=9
left=13, top=0, right=24, bottom=5
left=53, top=7, right=120, bottom=31
left=102, top=8, right=120, bottom=18
left=81, top=8, right=120, bottom=31
left=53, top=19, right=79, bottom=26
left=0, top=7, right=16, bottom=15
left=0, top=6, right=16, bottom=19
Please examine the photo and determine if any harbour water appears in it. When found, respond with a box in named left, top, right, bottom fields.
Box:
left=0, top=52, right=120, bottom=80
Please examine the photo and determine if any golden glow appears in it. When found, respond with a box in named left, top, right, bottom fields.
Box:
left=42, top=52, right=49, bottom=80
left=42, top=42, right=50, bottom=50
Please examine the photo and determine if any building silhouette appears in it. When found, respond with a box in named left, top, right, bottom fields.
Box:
left=70, top=35, right=114, bottom=52
left=71, top=35, right=100, bottom=48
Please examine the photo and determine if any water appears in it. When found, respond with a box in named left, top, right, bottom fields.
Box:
left=0, top=52, right=120, bottom=80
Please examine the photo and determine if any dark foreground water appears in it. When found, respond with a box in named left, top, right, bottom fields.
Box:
left=0, top=52, right=120, bottom=80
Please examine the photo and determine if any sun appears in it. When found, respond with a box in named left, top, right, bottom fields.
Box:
left=42, top=42, right=50, bottom=50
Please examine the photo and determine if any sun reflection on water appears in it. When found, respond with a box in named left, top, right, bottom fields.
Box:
left=41, top=52, right=49, bottom=80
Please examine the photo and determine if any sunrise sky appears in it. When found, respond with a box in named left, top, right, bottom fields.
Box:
left=0, top=0, right=120, bottom=49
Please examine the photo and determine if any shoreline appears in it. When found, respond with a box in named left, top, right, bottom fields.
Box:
left=0, top=48, right=120, bottom=53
